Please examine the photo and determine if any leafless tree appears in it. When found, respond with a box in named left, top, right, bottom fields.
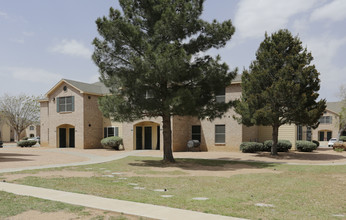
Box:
left=337, top=85, right=346, bottom=141
left=0, top=94, right=40, bottom=141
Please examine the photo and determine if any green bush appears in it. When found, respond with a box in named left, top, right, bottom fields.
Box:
left=296, top=141, right=317, bottom=152
left=22, top=137, right=29, bottom=140
left=339, top=136, right=346, bottom=142
left=312, top=140, right=320, bottom=147
left=101, top=136, right=123, bottom=150
left=240, top=142, right=263, bottom=153
left=263, top=140, right=292, bottom=152
left=17, top=140, right=37, bottom=147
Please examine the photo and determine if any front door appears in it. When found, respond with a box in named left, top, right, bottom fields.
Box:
left=59, top=128, right=66, bottom=148
left=69, top=128, right=75, bottom=148
left=144, top=127, right=152, bottom=150
left=136, top=127, right=143, bottom=150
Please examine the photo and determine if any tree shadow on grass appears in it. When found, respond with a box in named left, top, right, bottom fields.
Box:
left=128, top=158, right=276, bottom=172
left=252, top=149, right=346, bottom=161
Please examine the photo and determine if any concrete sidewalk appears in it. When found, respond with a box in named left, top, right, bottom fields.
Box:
left=0, top=150, right=142, bottom=174
left=0, top=182, right=245, bottom=220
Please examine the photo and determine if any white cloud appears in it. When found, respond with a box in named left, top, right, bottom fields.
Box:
left=0, top=11, right=9, bottom=20
left=51, top=39, right=92, bottom=59
left=22, top=31, right=34, bottom=37
left=6, top=67, right=63, bottom=84
left=234, top=0, right=318, bottom=39
left=310, top=0, right=346, bottom=22
left=304, top=35, right=346, bottom=101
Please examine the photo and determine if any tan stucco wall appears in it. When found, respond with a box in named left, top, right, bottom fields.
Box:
left=41, top=82, right=85, bottom=148
left=120, top=118, right=163, bottom=151
left=312, top=110, right=339, bottom=145
left=259, top=124, right=297, bottom=149
left=0, top=122, right=14, bottom=142
left=172, top=83, right=244, bottom=152
left=83, top=94, right=104, bottom=149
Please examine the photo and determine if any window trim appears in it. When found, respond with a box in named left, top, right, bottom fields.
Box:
left=57, top=96, right=74, bottom=113
left=104, top=126, right=119, bottom=138
left=215, top=124, right=225, bottom=144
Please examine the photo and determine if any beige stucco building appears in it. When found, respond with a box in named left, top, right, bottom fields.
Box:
left=39, top=78, right=344, bottom=151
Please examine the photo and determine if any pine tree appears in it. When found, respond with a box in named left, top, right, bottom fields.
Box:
left=93, top=0, right=237, bottom=162
left=235, top=29, right=326, bottom=155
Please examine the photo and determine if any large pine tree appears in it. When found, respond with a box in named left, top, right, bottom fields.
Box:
left=92, top=0, right=237, bottom=162
left=235, top=29, right=326, bottom=155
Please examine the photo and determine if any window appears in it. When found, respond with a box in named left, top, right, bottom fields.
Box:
left=57, top=96, right=74, bottom=112
left=319, top=116, right=332, bottom=124
left=215, top=88, right=225, bottom=103
left=29, top=126, right=35, bottom=130
left=319, top=131, right=332, bottom=141
left=297, top=125, right=302, bottom=140
left=306, top=127, right=312, bottom=141
left=192, top=125, right=201, bottom=142
left=104, top=126, right=119, bottom=138
left=215, top=125, right=225, bottom=143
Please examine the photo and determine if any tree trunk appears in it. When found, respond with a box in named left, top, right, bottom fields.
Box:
left=271, top=124, right=279, bottom=155
left=336, top=125, right=346, bottom=141
left=162, top=112, right=175, bottom=163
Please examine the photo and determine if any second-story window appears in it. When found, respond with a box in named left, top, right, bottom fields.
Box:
left=57, top=96, right=74, bottom=112
left=29, top=126, right=35, bottom=130
left=215, top=88, right=225, bottom=103
left=319, top=116, right=332, bottom=124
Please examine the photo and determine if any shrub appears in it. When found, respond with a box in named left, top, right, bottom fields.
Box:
left=22, top=137, right=29, bottom=140
left=339, top=136, right=346, bottom=142
left=17, top=140, right=37, bottom=147
left=263, top=140, right=292, bottom=152
left=333, top=142, right=346, bottom=151
left=296, top=141, right=317, bottom=152
left=312, top=140, right=320, bottom=147
left=240, top=142, right=263, bottom=153
left=101, top=136, right=123, bottom=150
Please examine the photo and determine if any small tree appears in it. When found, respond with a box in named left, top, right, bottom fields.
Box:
left=0, top=94, right=40, bottom=141
left=235, top=29, right=326, bottom=155
left=93, top=0, right=237, bottom=162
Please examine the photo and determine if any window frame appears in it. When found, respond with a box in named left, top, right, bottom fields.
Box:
left=57, top=96, right=74, bottom=113
left=104, top=126, right=119, bottom=138
left=215, top=124, right=225, bottom=144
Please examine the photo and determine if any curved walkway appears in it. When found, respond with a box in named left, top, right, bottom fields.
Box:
left=0, top=147, right=245, bottom=220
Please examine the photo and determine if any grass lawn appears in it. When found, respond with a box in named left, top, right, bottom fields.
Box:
left=2, top=156, right=346, bottom=220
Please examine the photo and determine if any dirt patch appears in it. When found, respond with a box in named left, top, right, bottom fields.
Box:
left=7, top=208, right=146, bottom=220
left=2, top=171, right=95, bottom=181
left=139, top=148, right=346, bottom=165
left=125, top=162, right=280, bottom=177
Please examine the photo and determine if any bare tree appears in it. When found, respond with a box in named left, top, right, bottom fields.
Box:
left=337, top=85, right=346, bottom=141
left=0, top=94, right=40, bottom=141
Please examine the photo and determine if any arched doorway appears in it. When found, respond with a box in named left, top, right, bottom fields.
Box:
left=318, top=130, right=332, bottom=141
left=134, top=121, right=160, bottom=150
left=57, top=124, right=75, bottom=148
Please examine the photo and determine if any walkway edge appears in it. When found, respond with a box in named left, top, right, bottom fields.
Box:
left=0, top=182, right=245, bottom=220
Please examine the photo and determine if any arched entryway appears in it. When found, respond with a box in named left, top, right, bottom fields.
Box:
left=57, top=124, right=75, bottom=148
left=134, top=121, right=160, bottom=150
left=318, top=130, right=332, bottom=141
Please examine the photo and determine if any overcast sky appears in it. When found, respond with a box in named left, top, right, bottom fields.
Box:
left=0, top=0, right=345, bottom=102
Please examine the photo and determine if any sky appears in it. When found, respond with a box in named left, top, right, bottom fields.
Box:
left=0, top=0, right=345, bottom=102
